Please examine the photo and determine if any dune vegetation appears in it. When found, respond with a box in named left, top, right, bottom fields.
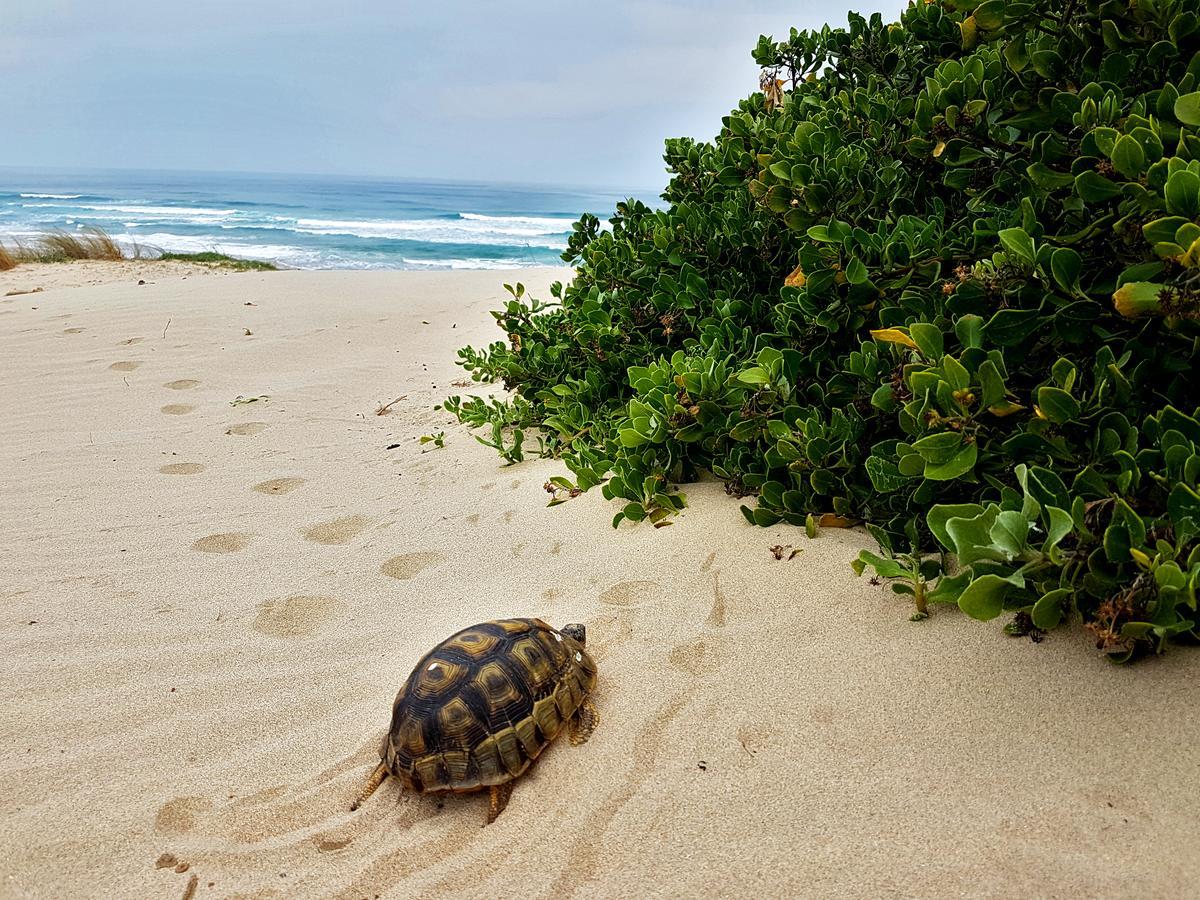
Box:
left=0, top=227, right=276, bottom=270
left=450, top=0, right=1200, bottom=661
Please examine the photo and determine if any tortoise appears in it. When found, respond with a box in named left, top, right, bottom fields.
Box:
left=352, top=617, right=599, bottom=823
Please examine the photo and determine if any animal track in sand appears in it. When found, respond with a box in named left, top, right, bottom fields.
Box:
left=109, top=360, right=141, bottom=372
left=503, top=510, right=516, bottom=524
left=550, top=541, right=563, bottom=555
left=465, top=513, right=481, bottom=525
left=158, top=463, right=205, bottom=475
left=154, top=796, right=214, bottom=834
left=118, top=337, right=144, bottom=345
left=252, top=594, right=344, bottom=638
left=381, top=552, right=445, bottom=580
left=192, top=533, right=251, bottom=554
left=225, top=422, right=267, bottom=436
left=700, top=551, right=717, bottom=572
left=510, top=479, right=522, bottom=489
left=63, top=327, right=85, bottom=334
left=164, top=378, right=200, bottom=390
left=253, top=477, right=305, bottom=495
left=161, top=404, right=195, bottom=415
left=301, top=515, right=371, bottom=545
left=599, top=580, right=661, bottom=608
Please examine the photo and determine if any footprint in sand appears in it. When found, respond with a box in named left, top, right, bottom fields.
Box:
left=191, top=533, right=251, bottom=554
left=226, top=422, right=267, bottom=436
left=63, top=327, right=85, bottom=334
left=154, top=796, right=214, bottom=835
left=301, top=515, right=371, bottom=545
left=158, top=463, right=205, bottom=475
left=109, top=361, right=141, bottom=372
left=599, top=580, right=661, bottom=608
left=252, top=595, right=343, bottom=638
left=668, top=638, right=722, bottom=676
left=253, top=477, right=305, bottom=495
left=380, top=552, right=445, bottom=580
left=161, top=404, right=195, bottom=415
left=164, top=379, right=200, bottom=390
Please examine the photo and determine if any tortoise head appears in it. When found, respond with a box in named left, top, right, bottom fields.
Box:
left=561, top=623, right=586, bottom=646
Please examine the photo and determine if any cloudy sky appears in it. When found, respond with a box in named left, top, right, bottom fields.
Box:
left=3, top=1, right=905, bottom=189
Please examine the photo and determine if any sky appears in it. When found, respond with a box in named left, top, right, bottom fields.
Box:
left=3, top=1, right=906, bottom=190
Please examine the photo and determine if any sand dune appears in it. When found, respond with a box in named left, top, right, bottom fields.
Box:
left=1, top=264, right=1198, bottom=899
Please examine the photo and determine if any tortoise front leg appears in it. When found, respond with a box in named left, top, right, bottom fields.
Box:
left=568, top=697, right=600, bottom=746
left=487, top=782, right=514, bottom=824
left=351, top=761, right=390, bottom=811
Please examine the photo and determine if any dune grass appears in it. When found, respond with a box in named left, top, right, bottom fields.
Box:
left=0, top=227, right=276, bottom=271
left=157, top=251, right=277, bottom=271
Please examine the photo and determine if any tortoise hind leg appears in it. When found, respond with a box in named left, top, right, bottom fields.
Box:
left=487, top=782, right=514, bottom=824
left=351, top=761, right=389, bottom=811
left=569, top=697, right=600, bottom=746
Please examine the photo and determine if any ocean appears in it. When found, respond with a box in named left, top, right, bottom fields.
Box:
left=0, top=168, right=648, bottom=270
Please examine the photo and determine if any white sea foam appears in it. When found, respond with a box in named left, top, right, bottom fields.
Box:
left=399, top=257, right=532, bottom=270
left=293, top=214, right=573, bottom=248
left=112, top=231, right=322, bottom=268
left=21, top=202, right=237, bottom=220
left=19, top=192, right=82, bottom=199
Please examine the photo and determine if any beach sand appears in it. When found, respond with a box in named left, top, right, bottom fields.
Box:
left=1, top=264, right=1198, bottom=899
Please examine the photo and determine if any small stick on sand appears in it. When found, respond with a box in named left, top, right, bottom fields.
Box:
left=181, top=873, right=198, bottom=900
left=375, top=395, right=407, bottom=416
left=162, top=318, right=171, bottom=339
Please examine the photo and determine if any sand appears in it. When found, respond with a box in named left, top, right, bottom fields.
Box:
left=1, top=263, right=1198, bottom=899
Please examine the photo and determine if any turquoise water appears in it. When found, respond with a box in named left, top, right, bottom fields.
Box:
left=0, top=168, right=646, bottom=270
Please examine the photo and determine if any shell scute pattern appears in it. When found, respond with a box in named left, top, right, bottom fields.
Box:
left=384, top=618, right=596, bottom=794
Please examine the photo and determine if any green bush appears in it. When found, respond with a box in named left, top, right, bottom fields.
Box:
left=448, top=0, right=1200, bottom=661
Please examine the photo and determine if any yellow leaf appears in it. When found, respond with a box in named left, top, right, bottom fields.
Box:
left=960, top=15, right=978, bottom=49
left=987, top=400, right=1025, bottom=418
left=869, top=328, right=919, bottom=349
left=1034, top=404, right=1047, bottom=420
left=1129, top=547, right=1153, bottom=570
left=784, top=263, right=807, bottom=288
left=817, top=514, right=857, bottom=528
left=933, top=140, right=947, bottom=158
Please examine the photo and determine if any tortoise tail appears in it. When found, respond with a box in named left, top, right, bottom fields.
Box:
left=351, top=761, right=390, bottom=811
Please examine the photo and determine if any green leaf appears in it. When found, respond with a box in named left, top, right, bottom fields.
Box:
left=1031, top=588, right=1071, bottom=629
left=1110, top=134, right=1146, bottom=179
left=912, top=432, right=965, bottom=465
left=924, top=442, right=978, bottom=481
left=958, top=574, right=1017, bottom=621
left=909, top=322, right=944, bottom=359
left=1165, top=169, right=1200, bottom=217
left=1175, top=90, right=1200, bottom=125
left=1036, top=386, right=1080, bottom=423
left=853, top=550, right=910, bottom=580
left=1075, top=170, right=1123, bottom=203
left=865, top=455, right=910, bottom=493
left=998, top=227, right=1037, bottom=267
left=845, top=256, right=868, bottom=285
left=927, top=503, right=986, bottom=551
left=1049, top=248, right=1082, bottom=293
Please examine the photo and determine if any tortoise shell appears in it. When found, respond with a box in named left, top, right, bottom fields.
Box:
left=381, top=618, right=597, bottom=794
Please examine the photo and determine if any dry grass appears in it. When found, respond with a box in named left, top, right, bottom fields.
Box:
left=0, top=227, right=275, bottom=271
left=36, top=228, right=139, bottom=261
